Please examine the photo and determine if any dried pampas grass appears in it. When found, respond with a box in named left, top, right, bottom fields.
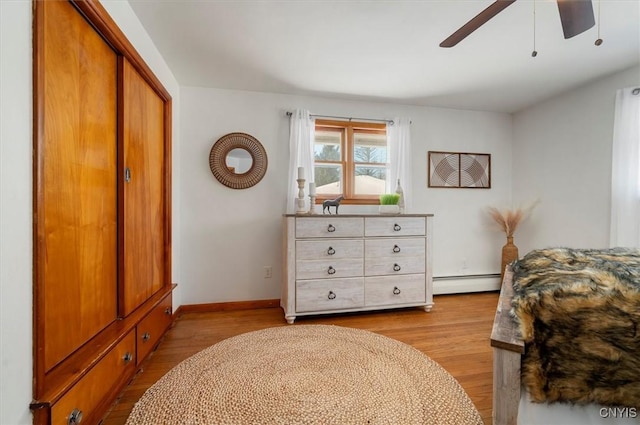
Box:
left=488, top=202, right=538, bottom=237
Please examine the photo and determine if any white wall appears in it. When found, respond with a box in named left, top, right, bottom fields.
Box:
left=180, top=87, right=513, bottom=304
left=0, top=2, right=180, bottom=424
left=0, top=2, right=33, bottom=424
left=512, top=65, right=640, bottom=254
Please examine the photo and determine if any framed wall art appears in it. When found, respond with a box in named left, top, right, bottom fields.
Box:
left=428, top=151, right=491, bottom=189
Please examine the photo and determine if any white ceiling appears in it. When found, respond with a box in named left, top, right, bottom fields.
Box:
left=128, top=0, right=640, bottom=113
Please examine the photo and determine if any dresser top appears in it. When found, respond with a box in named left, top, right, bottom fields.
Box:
left=284, top=213, right=434, bottom=218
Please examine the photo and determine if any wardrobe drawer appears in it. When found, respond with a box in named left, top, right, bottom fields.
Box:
left=296, top=217, right=364, bottom=239
left=296, top=258, right=363, bottom=280
left=136, top=292, right=173, bottom=365
left=365, top=237, right=425, bottom=258
left=365, top=274, right=426, bottom=307
left=296, top=239, right=363, bottom=260
left=50, top=331, right=136, bottom=425
left=296, top=278, right=364, bottom=312
left=364, top=217, right=425, bottom=237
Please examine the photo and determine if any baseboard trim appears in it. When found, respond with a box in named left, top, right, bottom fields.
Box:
left=175, top=276, right=500, bottom=315
left=433, top=274, right=501, bottom=295
left=175, top=299, right=280, bottom=316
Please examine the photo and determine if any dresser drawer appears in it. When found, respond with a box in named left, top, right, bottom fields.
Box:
left=365, top=274, right=426, bottom=307
left=296, top=217, right=364, bottom=239
left=297, top=239, right=363, bottom=260
left=296, top=278, right=364, bottom=312
left=364, top=255, right=425, bottom=276
left=364, top=217, right=425, bottom=237
left=365, top=237, right=425, bottom=258
left=296, top=258, right=363, bottom=280
left=51, top=331, right=136, bottom=425
left=136, top=292, right=173, bottom=365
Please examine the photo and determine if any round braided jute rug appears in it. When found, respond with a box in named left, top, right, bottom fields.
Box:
left=126, top=325, right=482, bottom=425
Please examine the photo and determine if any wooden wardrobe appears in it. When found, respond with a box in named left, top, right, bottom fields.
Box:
left=31, top=1, right=174, bottom=424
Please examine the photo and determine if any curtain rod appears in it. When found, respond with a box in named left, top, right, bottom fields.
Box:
left=286, top=111, right=395, bottom=125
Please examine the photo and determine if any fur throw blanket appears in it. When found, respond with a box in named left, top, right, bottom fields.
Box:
left=510, top=247, right=640, bottom=407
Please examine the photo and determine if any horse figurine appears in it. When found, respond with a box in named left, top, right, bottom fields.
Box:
left=323, top=195, right=344, bottom=215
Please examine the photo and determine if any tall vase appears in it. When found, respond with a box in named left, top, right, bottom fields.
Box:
left=501, top=236, right=519, bottom=281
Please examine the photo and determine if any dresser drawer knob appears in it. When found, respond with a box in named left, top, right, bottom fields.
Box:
left=164, top=307, right=172, bottom=315
left=327, top=247, right=336, bottom=255
left=392, top=244, right=401, bottom=253
left=327, top=266, right=336, bottom=275
left=68, top=408, right=83, bottom=425
left=393, top=263, right=401, bottom=272
left=393, top=223, right=401, bottom=231
left=142, top=332, right=151, bottom=342
left=393, top=286, right=401, bottom=295
left=123, top=352, right=133, bottom=364
left=328, top=291, right=337, bottom=300
left=327, top=224, right=336, bottom=233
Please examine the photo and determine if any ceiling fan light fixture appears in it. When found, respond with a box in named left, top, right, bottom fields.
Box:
left=594, top=0, right=603, bottom=46
left=440, top=0, right=596, bottom=48
left=532, top=0, right=538, bottom=57
left=557, top=0, right=596, bottom=39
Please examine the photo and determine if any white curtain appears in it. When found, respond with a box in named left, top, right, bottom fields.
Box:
left=287, top=109, right=315, bottom=213
left=386, top=117, right=412, bottom=213
left=610, top=88, right=640, bottom=248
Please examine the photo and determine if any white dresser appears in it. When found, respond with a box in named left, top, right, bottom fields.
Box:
left=282, top=214, right=434, bottom=324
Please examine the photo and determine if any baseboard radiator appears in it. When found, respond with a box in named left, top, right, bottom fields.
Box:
left=433, top=273, right=501, bottom=295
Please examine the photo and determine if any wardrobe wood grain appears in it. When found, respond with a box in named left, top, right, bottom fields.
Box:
left=121, top=58, right=166, bottom=316
left=37, top=0, right=119, bottom=379
left=32, top=1, right=173, bottom=423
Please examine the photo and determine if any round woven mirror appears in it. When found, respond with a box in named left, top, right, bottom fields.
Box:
left=209, top=133, right=268, bottom=189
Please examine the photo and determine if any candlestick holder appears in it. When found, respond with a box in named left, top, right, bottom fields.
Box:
left=308, top=194, right=317, bottom=214
left=296, top=178, right=306, bottom=214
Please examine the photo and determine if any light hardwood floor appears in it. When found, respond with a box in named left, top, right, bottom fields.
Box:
left=102, top=292, right=499, bottom=425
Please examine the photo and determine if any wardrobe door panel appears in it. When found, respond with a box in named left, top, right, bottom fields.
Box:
left=121, top=59, right=166, bottom=316
left=40, top=0, right=118, bottom=372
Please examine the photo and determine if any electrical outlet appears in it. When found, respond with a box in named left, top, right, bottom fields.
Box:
left=264, top=266, right=272, bottom=278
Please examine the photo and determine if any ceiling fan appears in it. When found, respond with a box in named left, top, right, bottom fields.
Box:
left=440, top=0, right=596, bottom=48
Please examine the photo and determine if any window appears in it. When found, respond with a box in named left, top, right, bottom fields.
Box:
left=313, top=120, right=388, bottom=204
left=610, top=87, right=640, bottom=247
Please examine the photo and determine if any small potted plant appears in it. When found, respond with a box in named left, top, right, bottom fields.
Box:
left=379, top=193, right=401, bottom=215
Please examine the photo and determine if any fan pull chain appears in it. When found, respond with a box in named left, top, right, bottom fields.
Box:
left=531, top=0, right=538, bottom=57
left=595, top=0, right=603, bottom=46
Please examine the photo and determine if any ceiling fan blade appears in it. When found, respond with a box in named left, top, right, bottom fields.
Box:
left=440, top=0, right=517, bottom=48
left=557, top=0, right=595, bottom=39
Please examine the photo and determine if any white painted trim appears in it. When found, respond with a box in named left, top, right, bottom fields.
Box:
left=433, top=274, right=501, bottom=294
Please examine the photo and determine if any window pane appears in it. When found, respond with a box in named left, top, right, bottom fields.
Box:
left=315, top=129, right=341, bottom=161
left=354, top=165, right=386, bottom=195
left=314, top=164, right=342, bottom=195
left=354, top=132, right=386, bottom=164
